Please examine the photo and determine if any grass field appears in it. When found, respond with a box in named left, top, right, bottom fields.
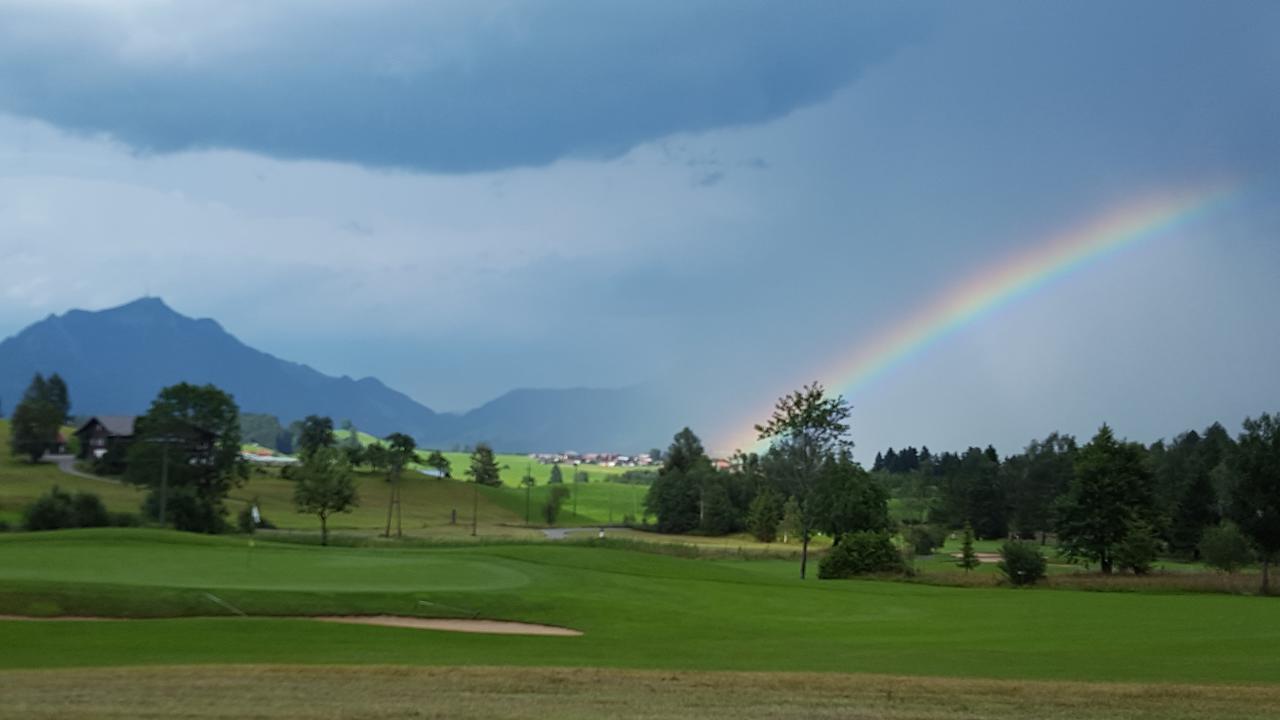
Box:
left=1, top=529, right=1278, bottom=685
left=332, top=428, right=654, bottom=487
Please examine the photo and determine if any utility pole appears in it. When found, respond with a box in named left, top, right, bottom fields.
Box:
left=159, top=442, right=169, bottom=526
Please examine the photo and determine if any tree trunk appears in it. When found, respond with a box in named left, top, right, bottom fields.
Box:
left=1263, top=557, right=1272, bottom=596
left=320, top=513, right=328, bottom=546
left=800, top=531, right=810, bottom=580
left=395, top=483, right=403, bottom=538
left=1101, top=551, right=1113, bottom=575
left=384, top=478, right=395, bottom=538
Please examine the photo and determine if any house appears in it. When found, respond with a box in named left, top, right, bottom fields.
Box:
left=74, top=416, right=138, bottom=460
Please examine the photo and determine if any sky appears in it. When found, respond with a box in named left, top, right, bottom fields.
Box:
left=1, top=0, right=1278, bottom=458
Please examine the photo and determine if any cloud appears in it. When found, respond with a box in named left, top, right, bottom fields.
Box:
left=0, top=0, right=935, bottom=173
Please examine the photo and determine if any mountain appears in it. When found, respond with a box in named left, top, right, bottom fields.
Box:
left=0, top=298, right=668, bottom=452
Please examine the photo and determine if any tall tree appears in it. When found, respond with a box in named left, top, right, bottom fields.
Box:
left=382, top=432, right=416, bottom=538
left=756, top=382, right=852, bottom=579
left=293, top=446, right=358, bottom=546
left=548, top=463, right=564, bottom=484
left=466, top=443, right=502, bottom=487
left=125, top=383, right=247, bottom=533
left=644, top=428, right=711, bottom=534
left=8, top=373, right=64, bottom=462
left=1009, top=433, right=1076, bottom=543
left=1056, top=424, right=1156, bottom=574
left=1227, top=413, right=1280, bottom=594
left=297, top=415, right=336, bottom=459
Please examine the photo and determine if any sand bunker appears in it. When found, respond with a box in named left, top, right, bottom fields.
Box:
left=314, top=615, right=583, bottom=636
left=0, top=614, right=581, bottom=636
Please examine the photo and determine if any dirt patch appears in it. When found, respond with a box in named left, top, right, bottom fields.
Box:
left=313, top=615, right=583, bottom=636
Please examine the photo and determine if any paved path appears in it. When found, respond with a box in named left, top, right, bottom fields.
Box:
left=540, top=527, right=618, bottom=540
left=46, top=454, right=118, bottom=483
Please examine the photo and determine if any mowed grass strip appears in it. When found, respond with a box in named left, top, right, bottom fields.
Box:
left=3, top=666, right=1279, bottom=720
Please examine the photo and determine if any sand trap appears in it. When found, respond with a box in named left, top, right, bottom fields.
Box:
left=0, top=614, right=581, bottom=636
left=948, top=552, right=1002, bottom=564
left=314, top=615, right=583, bottom=636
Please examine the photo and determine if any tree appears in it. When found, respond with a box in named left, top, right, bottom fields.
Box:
left=779, top=496, right=802, bottom=543
left=125, top=383, right=247, bottom=533
left=344, top=445, right=366, bottom=469
left=1227, top=413, right=1280, bottom=594
left=543, top=485, right=571, bottom=525
left=382, top=432, right=417, bottom=538
left=747, top=489, right=784, bottom=542
left=1056, top=425, right=1157, bottom=574
left=425, top=450, right=451, bottom=478
left=958, top=524, right=980, bottom=571
left=520, top=469, right=537, bottom=525
left=1200, top=522, right=1254, bottom=574
left=293, top=446, right=358, bottom=546
left=466, top=443, right=502, bottom=487
left=297, top=416, right=336, bottom=459
left=814, top=455, right=891, bottom=540
left=756, top=382, right=852, bottom=579
left=1009, top=433, right=1076, bottom=543
left=548, top=463, right=564, bottom=484
left=8, top=373, right=66, bottom=462
left=1170, top=467, right=1219, bottom=559
left=644, top=428, right=712, bottom=534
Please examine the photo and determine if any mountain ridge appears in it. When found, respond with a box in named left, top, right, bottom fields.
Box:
left=0, top=298, right=667, bottom=452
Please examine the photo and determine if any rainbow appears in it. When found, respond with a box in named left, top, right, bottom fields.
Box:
left=722, top=183, right=1237, bottom=453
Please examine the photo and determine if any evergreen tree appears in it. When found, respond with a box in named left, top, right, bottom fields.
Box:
left=8, top=373, right=66, bottom=462
left=548, top=463, right=564, bottom=484
left=466, top=443, right=502, bottom=487
left=297, top=416, right=336, bottom=459
left=1056, top=424, right=1157, bottom=574
left=746, top=488, right=784, bottom=542
left=958, top=523, right=980, bottom=571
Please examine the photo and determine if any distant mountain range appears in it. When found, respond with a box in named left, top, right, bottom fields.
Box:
left=0, top=298, right=671, bottom=452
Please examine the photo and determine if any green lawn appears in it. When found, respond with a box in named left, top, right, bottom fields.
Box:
left=1, top=528, right=1278, bottom=686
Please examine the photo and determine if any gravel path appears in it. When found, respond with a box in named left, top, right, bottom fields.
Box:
left=46, top=454, right=112, bottom=482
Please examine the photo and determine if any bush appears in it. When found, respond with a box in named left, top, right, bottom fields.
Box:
left=818, top=530, right=905, bottom=579
left=22, top=487, right=111, bottom=531
left=997, top=541, right=1046, bottom=586
left=1200, top=522, right=1254, bottom=573
left=109, top=512, right=141, bottom=527
left=1114, top=523, right=1161, bottom=575
left=905, top=524, right=947, bottom=555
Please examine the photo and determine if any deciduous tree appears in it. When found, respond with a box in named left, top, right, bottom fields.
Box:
left=293, top=447, right=358, bottom=546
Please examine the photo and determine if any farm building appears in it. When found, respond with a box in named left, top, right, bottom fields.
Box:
left=74, top=415, right=138, bottom=460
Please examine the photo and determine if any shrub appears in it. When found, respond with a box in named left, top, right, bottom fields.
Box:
left=109, top=512, right=141, bottom=527
left=1114, top=523, right=1161, bottom=575
left=1200, top=522, right=1254, bottom=573
left=905, top=524, right=947, bottom=555
left=998, top=541, right=1046, bottom=586
left=70, top=492, right=109, bottom=528
left=747, top=491, right=784, bottom=543
left=818, top=530, right=905, bottom=579
left=22, top=487, right=111, bottom=531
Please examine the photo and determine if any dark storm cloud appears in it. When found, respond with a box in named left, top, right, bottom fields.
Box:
left=0, top=0, right=935, bottom=173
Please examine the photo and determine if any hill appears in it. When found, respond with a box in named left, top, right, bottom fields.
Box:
left=0, top=298, right=670, bottom=452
